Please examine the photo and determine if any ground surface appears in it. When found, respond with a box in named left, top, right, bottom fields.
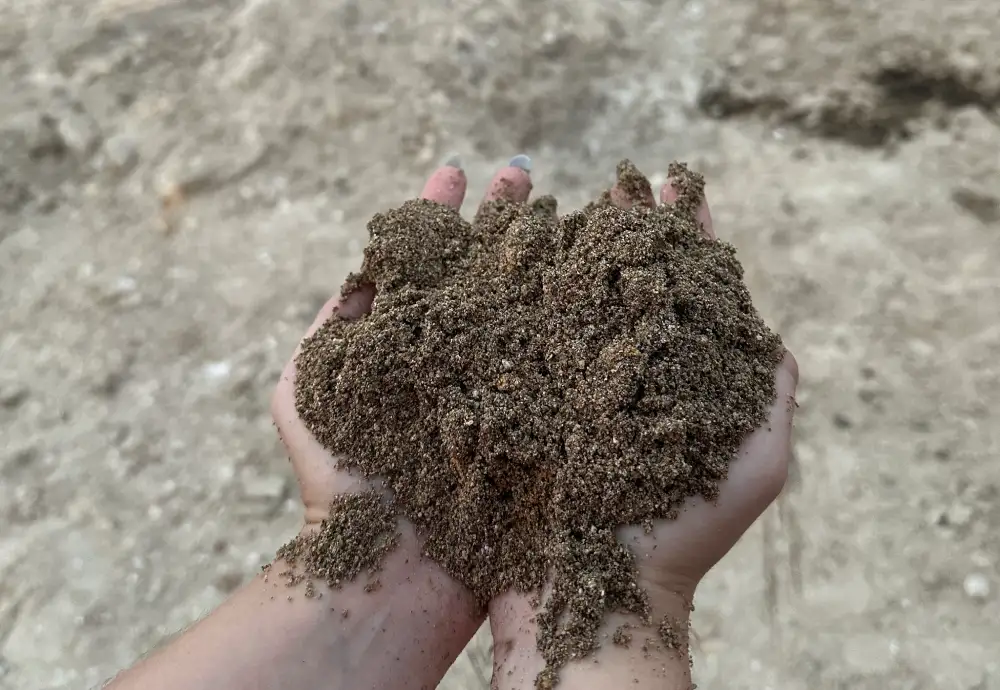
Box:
left=1, top=1, right=998, bottom=688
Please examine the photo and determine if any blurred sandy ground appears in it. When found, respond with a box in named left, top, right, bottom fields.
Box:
left=1, top=1, right=998, bottom=688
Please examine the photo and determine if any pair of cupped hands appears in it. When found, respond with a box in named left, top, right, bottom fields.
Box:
left=272, top=156, right=799, bottom=689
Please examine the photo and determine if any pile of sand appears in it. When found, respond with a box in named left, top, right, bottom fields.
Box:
left=282, top=161, right=783, bottom=687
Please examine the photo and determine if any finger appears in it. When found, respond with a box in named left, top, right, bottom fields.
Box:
left=661, top=181, right=715, bottom=239
left=610, top=160, right=655, bottom=209
left=302, top=283, right=376, bottom=342
left=276, top=283, right=377, bottom=434
left=420, top=156, right=468, bottom=209
left=481, top=155, right=533, bottom=205
left=304, top=160, right=454, bottom=340
left=780, top=348, right=800, bottom=388
left=334, top=282, right=376, bottom=321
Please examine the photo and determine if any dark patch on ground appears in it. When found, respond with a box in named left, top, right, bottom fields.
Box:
left=698, top=53, right=1000, bottom=148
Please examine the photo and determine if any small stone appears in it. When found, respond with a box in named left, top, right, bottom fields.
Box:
left=93, top=368, right=128, bottom=398
left=9, top=447, right=39, bottom=470
left=843, top=635, right=895, bottom=674
left=202, top=360, right=232, bottom=381
left=971, top=552, right=992, bottom=569
left=963, top=573, right=990, bottom=600
left=832, top=412, right=852, bottom=429
left=19, top=113, right=65, bottom=158
left=857, top=389, right=877, bottom=404
left=0, top=383, right=29, bottom=409
left=102, top=133, right=139, bottom=172
left=100, top=275, right=141, bottom=307
left=56, top=109, right=102, bottom=156
left=0, top=170, right=33, bottom=213
left=33, top=191, right=60, bottom=214
left=945, top=504, right=973, bottom=528
left=216, top=463, right=236, bottom=483
left=214, top=572, right=244, bottom=593
left=933, top=447, right=952, bottom=461
left=926, top=506, right=948, bottom=527
left=242, top=474, right=288, bottom=500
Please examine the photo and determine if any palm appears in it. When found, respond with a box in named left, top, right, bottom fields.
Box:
left=271, top=287, right=377, bottom=526
left=620, top=353, right=798, bottom=597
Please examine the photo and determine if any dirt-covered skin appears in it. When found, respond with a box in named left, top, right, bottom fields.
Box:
left=0, top=1, right=998, bottom=689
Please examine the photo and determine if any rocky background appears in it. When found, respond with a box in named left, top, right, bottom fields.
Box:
left=1, top=0, right=998, bottom=688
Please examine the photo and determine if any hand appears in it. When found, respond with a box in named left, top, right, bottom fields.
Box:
left=489, top=177, right=800, bottom=689
left=268, top=155, right=535, bottom=689
left=271, top=155, right=535, bottom=528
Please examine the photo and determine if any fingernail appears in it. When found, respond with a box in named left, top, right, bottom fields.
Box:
left=442, top=154, right=463, bottom=170
left=508, top=154, right=532, bottom=173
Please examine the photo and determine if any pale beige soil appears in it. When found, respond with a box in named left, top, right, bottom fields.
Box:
left=1, top=1, right=998, bottom=689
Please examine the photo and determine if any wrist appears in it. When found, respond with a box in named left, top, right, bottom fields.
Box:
left=490, top=587, right=694, bottom=690
left=270, top=519, right=484, bottom=690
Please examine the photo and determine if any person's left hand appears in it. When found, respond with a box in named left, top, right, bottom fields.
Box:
left=269, top=155, right=536, bottom=689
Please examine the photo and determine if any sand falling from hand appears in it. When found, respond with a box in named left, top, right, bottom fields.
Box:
left=286, top=161, right=783, bottom=687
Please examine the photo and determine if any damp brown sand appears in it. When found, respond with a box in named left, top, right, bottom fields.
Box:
left=274, top=492, right=398, bottom=591
left=285, top=160, right=783, bottom=687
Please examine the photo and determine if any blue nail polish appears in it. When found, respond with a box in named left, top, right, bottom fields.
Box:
left=508, top=154, right=532, bottom=173
left=443, top=154, right=463, bottom=170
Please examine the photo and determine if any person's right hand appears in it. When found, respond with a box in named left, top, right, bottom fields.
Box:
left=487, top=174, right=800, bottom=689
